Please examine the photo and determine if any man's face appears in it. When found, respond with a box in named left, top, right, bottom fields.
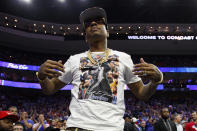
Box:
left=192, top=112, right=197, bottom=121
left=56, top=121, right=63, bottom=128
left=13, top=125, right=24, bottom=131
left=21, top=112, right=28, bottom=119
left=161, top=108, right=169, bottom=119
left=9, top=107, right=18, bottom=115
left=141, top=121, right=146, bottom=128
left=85, top=18, right=108, bottom=42
left=38, top=114, right=44, bottom=122
left=125, top=117, right=131, bottom=123
left=0, top=118, right=14, bottom=131
left=176, top=115, right=182, bottom=123
left=51, top=120, right=56, bottom=126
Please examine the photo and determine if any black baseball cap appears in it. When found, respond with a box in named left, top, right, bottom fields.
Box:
left=80, top=7, right=107, bottom=29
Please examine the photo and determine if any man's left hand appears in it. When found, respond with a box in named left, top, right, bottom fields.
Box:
left=132, top=58, right=163, bottom=83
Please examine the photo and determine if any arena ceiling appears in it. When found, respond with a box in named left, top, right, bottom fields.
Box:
left=0, top=0, right=196, bottom=24
left=1, top=0, right=197, bottom=55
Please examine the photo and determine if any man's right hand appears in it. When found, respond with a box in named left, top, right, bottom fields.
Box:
left=38, top=60, right=65, bottom=80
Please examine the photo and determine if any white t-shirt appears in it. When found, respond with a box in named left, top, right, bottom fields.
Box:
left=175, top=123, right=183, bottom=131
left=32, top=122, right=49, bottom=131
left=58, top=49, right=141, bottom=131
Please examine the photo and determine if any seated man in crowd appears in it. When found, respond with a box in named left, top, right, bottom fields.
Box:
left=45, top=119, right=57, bottom=131
left=0, top=110, right=19, bottom=131
left=146, top=116, right=154, bottom=131
left=20, top=111, right=34, bottom=131
left=139, top=120, right=146, bottom=131
left=124, top=114, right=137, bottom=131
left=8, top=106, right=18, bottom=115
left=33, top=113, right=49, bottom=131
left=13, top=122, right=24, bottom=131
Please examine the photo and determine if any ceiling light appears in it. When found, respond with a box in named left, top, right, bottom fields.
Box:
left=19, top=0, right=32, bottom=4
left=58, top=0, right=66, bottom=3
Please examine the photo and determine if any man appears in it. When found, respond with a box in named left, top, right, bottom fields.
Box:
left=45, top=119, right=57, bottom=131
left=154, top=108, right=177, bottom=131
left=8, top=106, right=18, bottom=115
left=185, top=111, right=197, bottom=131
left=124, top=114, right=137, bottom=131
left=146, top=116, right=154, bottom=131
left=132, top=117, right=141, bottom=131
left=20, top=111, right=34, bottom=131
left=183, top=119, right=197, bottom=131
left=37, top=7, right=163, bottom=131
left=174, top=114, right=183, bottom=131
left=13, top=122, right=24, bottom=131
left=137, top=115, right=143, bottom=125
left=45, top=119, right=64, bottom=131
left=139, top=120, right=146, bottom=131
left=33, top=114, right=49, bottom=131
left=0, top=110, right=19, bottom=131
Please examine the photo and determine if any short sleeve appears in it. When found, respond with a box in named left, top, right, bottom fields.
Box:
left=45, top=124, right=50, bottom=128
left=124, top=55, right=141, bottom=84
left=58, top=56, right=73, bottom=84
left=32, top=123, right=38, bottom=128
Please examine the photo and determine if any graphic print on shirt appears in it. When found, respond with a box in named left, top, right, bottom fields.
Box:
left=192, top=125, right=197, bottom=130
left=78, top=54, right=119, bottom=104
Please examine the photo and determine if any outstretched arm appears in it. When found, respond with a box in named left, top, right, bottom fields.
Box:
left=128, top=58, right=163, bottom=100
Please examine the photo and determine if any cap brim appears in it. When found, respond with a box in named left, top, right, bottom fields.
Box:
left=6, top=115, right=19, bottom=122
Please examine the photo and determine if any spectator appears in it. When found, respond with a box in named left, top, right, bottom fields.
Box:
left=124, top=114, right=137, bottom=131
left=0, top=111, right=19, bottom=131
left=20, top=111, right=34, bottom=131
left=13, top=122, right=24, bottom=131
left=132, top=117, right=141, bottom=131
left=139, top=120, right=146, bottom=131
left=137, top=115, right=143, bottom=124
left=185, top=111, right=197, bottom=131
left=33, top=114, right=49, bottom=131
left=174, top=114, right=183, bottom=131
left=54, top=119, right=63, bottom=130
left=146, top=117, right=154, bottom=131
left=1, top=87, right=197, bottom=131
left=45, top=119, right=58, bottom=131
left=154, top=107, right=177, bottom=131
left=8, top=106, right=18, bottom=115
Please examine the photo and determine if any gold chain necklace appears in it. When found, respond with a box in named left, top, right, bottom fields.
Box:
left=87, top=48, right=111, bottom=65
